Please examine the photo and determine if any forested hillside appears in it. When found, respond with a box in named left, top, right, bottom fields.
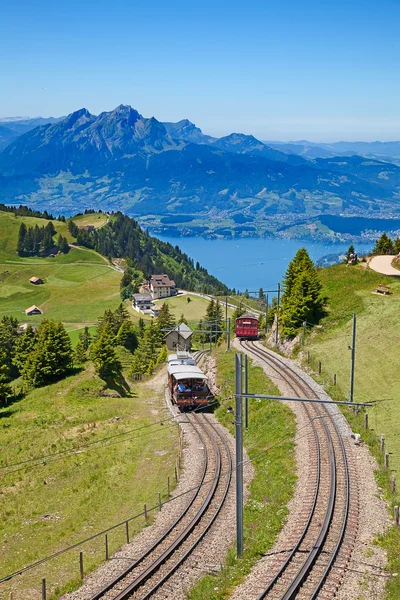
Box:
left=70, top=211, right=229, bottom=293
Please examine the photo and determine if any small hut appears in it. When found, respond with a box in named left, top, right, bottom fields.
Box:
left=25, top=305, right=42, bottom=316
left=165, top=323, right=193, bottom=351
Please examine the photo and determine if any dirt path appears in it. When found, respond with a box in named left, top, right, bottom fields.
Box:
left=369, top=255, right=400, bottom=276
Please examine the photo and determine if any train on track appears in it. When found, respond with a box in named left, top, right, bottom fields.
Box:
left=167, top=352, right=213, bottom=410
left=235, top=313, right=259, bottom=340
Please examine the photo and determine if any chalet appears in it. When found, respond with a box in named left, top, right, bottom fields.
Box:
left=25, top=305, right=42, bottom=316
left=79, top=225, right=95, bottom=232
left=151, top=304, right=162, bottom=318
left=132, top=293, right=153, bottom=313
left=149, top=274, right=177, bottom=300
left=165, top=323, right=193, bottom=351
left=29, top=277, right=43, bottom=285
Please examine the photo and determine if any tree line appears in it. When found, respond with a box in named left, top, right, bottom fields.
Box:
left=67, top=212, right=229, bottom=295
left=372, top=233, right=400, bottom=255
left=17, top=222, right=69, bottom=256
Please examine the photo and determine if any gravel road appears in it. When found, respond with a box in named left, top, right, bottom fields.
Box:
left=369, top=255, right=400, bottom=276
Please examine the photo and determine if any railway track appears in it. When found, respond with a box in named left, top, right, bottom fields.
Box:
left=240, top=340, right=358, bottom=600
left=88, top=411, right=232, bottom=600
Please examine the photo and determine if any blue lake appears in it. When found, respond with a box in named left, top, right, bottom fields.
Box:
left=155, top=235, right=372, bottom=291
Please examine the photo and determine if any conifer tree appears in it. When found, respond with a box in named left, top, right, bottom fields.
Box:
left=394, top=237, right=400, bottom=255
left=90, top=334, right=121, bottom=379
left=17, top=223, right=27, bottom=255
left=156, top=346, right=168, bottom=365
left=116, top=321, right=138, bottom=352
left=78, top=326, right=92, bottom=351
left=0, top=349, right=12, bottom=406
left=373, top=233, right=394, bottom=255
left=179, top=313, right=188, bottom=326
left=73, top=340, right=87, bottom=365
left=280, top=248, right=324, bottom=338
left=23, top=320, right=73, bottom=386
left=13, top=324, right=37, bottom=373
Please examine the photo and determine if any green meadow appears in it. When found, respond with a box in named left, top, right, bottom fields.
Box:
left=0, top=210, right=122, bottom=325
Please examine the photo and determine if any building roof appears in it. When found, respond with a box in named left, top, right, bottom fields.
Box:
left=168, top=352, right=196, bottom=366
left=133, top=293, right=152, bottom=301
left=165, top=323, right=193, bottom=340
left=25, top=305, right=42, bottom=314
left=150, top=274, right=176, bottom=288
left=167, top=364, right=207, bottom=381
left=29, top=277, right=42, bottom=283
left=236, top=313, right=259, bottom=321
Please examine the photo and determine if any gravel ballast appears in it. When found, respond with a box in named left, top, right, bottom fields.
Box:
left=231, top=339, right=390, bottom=600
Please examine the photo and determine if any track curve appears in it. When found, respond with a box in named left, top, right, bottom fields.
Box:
left=88, top=412, right=232, bottom=600
left=240, top=340, right=354, bottom=600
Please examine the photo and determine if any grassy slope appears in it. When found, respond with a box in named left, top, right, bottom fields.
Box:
left=0, top=362, right=178, bottom=600
left=154, top=293, right=233, bottom=322
left=303, top=262, right=400, bottom=599
left=72, top=212, right=108, bottom=228
left=0, top=210, right=121, bottom=324
left=189, top=344, right=296, bottom=600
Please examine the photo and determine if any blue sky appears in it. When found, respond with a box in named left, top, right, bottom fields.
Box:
left=1, top=0, right=399, bottom=141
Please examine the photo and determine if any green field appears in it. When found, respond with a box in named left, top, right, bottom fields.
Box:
left=304, top=263, right=400, bottom=473
left=154, top=293, right=213, bottom=322
left=302, top=262, right=400, bottom=598
left=0, top=211, right=122, bottom=324
left=0, top=361, right=178, bottom=600
left=72, top=212, right=108, bottom=228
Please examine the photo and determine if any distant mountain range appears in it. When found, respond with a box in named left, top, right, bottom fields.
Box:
left=1, top=105, right=400, bottom=241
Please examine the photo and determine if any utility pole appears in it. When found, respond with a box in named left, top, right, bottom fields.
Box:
left=227, top=317, right=231, bottom=352
left=275, top=282, right=281, bottom=345
left=349, top=313, right=356, bottom=403
left=244, top=354, right=249, bottom=429
left=265, top=293, right=269, bottom=335
left=302, top=321, right=306, bottom=345
left=235, top=353, right=244, bottom=556
left=234, top=351, right=370, bottom=558
left=225, top=295, right=228, bottom=324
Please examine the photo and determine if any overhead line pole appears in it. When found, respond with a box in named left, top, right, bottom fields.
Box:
left=235, top=353, right=244, bottom=556
left=349, top=313, right=356, bottom=403
left=234, top=353, right=371, bottom=557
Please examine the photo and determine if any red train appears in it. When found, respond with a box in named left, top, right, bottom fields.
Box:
left=235, top=314, right=259, bottom=340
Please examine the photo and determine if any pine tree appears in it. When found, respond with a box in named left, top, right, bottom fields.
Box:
left=90, top=334, right=121, bottom=379
left=78, top=326, right=92, bottom=351
left=280, top=249, right=324, bottom=338
left=373, top=233, right=394, bottom=255
left=17, top=223, right=27, bottom=255
left=0, top=316, right=20, bottom=378
left=73, top=340, right=87, bottom=365
left=60, top=236, right=70, bottom=254
left=156, top=346, right=168, bottom=365
left=116, top=321, right=138, bottom=352
left=179, top=313, right=188, bottom=326
left=68, top=219, right=79, bottom=237
left=394, top=237, right=400, bottom=255
left=146, top=359, right=155, bottom=375
left=155, top=303, right=176, bottom=344
left=23, top=320, right=73, bottom=387
left=13, top=324, right=37, bottom=373
left=346, top=244, right=355, bottom=262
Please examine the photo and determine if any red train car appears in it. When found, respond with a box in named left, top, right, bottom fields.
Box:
left=235, top=314, right=259, bottom=340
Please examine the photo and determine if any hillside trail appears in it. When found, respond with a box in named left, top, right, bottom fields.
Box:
left=369, top=255, right=400, bottom=276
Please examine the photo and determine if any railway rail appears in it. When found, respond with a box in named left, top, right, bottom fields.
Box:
left=87, top=411, right=232, bottom=600
left=240, top=340, right=358, bottom=600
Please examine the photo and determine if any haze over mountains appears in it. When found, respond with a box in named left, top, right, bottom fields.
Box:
left=1, top=105, right=400, bottom=241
